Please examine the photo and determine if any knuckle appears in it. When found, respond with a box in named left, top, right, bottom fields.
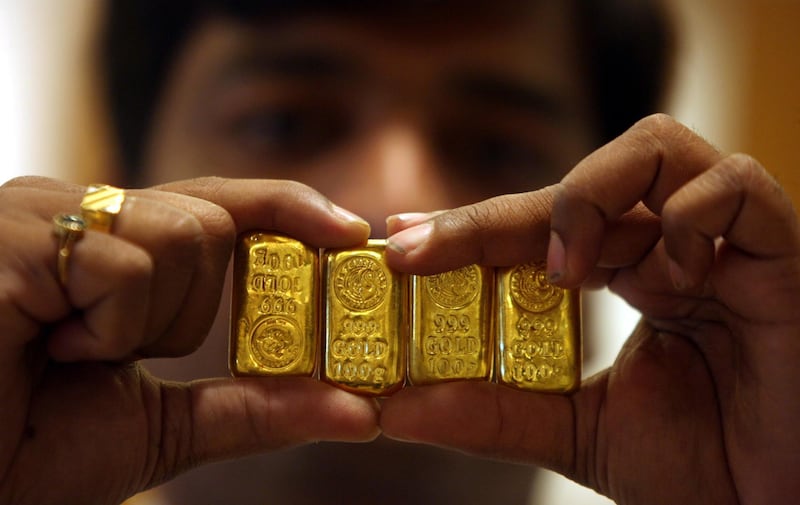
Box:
left=195, top=201, right=235, bottom=247
left=278, top=179, right=316, bottom=196
left=632, top=113, right=699, bottom=145
left=276, top=180, right=329, bottom=208
left=629, top=113, right=677, bottom=150
left=165, top=209, right=204, bottom=243
left=1, top=175, right=51, bottom=189
left=486, top=388, right=533, bottom=460
left=444, top=197, right=508, bottom=238
left=165, top=176, right=232, bottom=204
left=117, top=247, right=154, bottom=284
left=635, top=112, right=678, bottom=132
left=630, top=113, right=708, bottom=159
left=518, top=190, right=553, bottom=221
left=149, top=382, right=196, bottom=485
left=713, top=153, right=772, bottom=196
left=629, top=113, right=677, bottom=144
left=660, top=198, right=691, bottom=234
left=463, top=201, right=494, bottom=233
left=723, top=153, right=768, bottom=184
left=151, top=181, right=237, bottom=249
left=188, top=175, right=230, bottom=195
left=722, top=153, right=791, bottom=208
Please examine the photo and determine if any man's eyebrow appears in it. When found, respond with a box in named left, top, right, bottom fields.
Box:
left=214, top=47, right=364, bottom=85
left=447, top=72, right=566, bottom=121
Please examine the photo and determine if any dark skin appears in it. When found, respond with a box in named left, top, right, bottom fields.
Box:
left=0, top=178, right=379, bottom=505
left=2, top=0, right=798, bottom=502
left=138, top=4, right=592, bottom=503
left=382, top=115, right=800, bottom=504
left=1, top=116, right=798, bottom=505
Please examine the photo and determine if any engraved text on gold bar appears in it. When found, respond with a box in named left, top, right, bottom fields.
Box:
left=229, top=234, right=581, bottom=395
left=230, top=232, right=319, bottom=376
left=322, top=240, right=407, bottom=396
left=409, top=265, right=494, bottom=385
left=497, top=261, right=581, bottom=392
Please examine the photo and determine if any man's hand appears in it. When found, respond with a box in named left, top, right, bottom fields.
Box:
left=382, top=114, right=800, bottom=504
left=0, top=177, right=379, bottom=505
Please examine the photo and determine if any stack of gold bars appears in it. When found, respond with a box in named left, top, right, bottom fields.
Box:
left=230, top=233, right=581, bottom=396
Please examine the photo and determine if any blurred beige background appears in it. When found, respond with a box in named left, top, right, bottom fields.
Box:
left=1, top=1, right=798, bottom=504
left=3, top=1, right=799, bottom=199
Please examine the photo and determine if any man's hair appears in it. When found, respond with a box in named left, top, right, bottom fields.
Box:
left=101, top=0, right=674, bottom=175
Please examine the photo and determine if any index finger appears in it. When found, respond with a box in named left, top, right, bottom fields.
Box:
left=154, top=177, right=371, bottom=248
left=546, top=114, right=723, bottom=286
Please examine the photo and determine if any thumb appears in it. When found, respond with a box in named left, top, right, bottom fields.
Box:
left=150, top=376, right=380, bottom=485
left=379, top=379, right=604, bottom=486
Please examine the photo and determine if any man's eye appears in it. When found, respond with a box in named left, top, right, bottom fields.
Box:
left=436, top=128, right=544, bottom=179
left=231, top=105, right=350, bottom=161
left=466, top=136, right=531, bottom=168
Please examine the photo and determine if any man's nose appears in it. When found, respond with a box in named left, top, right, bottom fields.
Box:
left=338, top=121, right=451, bottom=235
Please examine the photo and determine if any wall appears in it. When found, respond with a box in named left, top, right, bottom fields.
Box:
left=739, top=1, right=800, bottom=201
left=1, top=2, right=798, bottom=504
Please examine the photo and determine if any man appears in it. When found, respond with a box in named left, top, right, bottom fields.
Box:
left=104, top=1, right=669, bottom=503
left=3, top=1, right=797, bottom=504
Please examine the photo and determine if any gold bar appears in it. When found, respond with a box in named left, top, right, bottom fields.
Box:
left=496, top=261, right=581, bottom=392
left=229, top=232, right=319, bottom=376
left=322, top=240, right=407, bottom=396
left=408, top=265, right=494, bottom=385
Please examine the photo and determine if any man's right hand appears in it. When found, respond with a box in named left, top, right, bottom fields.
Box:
left=0, top=176, right=379, bottom=505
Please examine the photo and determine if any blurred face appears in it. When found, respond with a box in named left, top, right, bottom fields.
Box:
left=136, top=4, right=601, bottom=501
left=142, top=1, right=597, bottom=234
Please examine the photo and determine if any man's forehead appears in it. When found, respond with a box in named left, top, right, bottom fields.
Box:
left=189, top=3, right=585, bottom=114
left=209, top=43, right=567, bottom=122
left=242, top=3, right=571, bottom=57
left=214, top=1, right=559, bottom=37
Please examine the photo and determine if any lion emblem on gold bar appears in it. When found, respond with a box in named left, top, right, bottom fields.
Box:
left=333, top=255, right=388, bottom=311
left=250, top=315, right=303, bottom=369
left=424, top=265, right=480, bottom=309
left=509, top=262, right=563, bottom=313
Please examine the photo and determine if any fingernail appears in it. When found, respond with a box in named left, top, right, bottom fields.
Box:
left=386, top=211, right=445, bottom=233
left=667, top=257, right=689, bottom=291
left=547, top=230, right=566, bottom=283
left=389, top=212, right=433, bottom=224
left=386, top=213, right=426, bottom=235
left=332, top=204, right=370, bottom=229
left=386, top=222, right=433, bottom=255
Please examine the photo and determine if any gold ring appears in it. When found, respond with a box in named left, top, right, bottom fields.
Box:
left=80, top=184, right=126, bottom=233
left=52, top=214, right=86, bottom=287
